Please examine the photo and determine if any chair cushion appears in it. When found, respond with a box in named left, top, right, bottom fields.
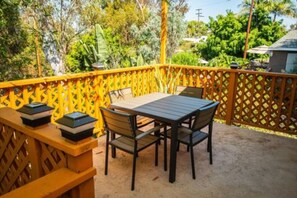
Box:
left=109, top=135, right=159, bottom=154
left=165, top=128, right=209, bottom=146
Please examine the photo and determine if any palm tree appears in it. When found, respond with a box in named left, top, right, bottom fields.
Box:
left=266, top=0, right=297, bottom=22
left=239, top=0, right=297, bottom=22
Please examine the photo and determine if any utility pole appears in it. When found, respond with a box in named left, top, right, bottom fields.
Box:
left=243, top=0, right=255, bottom=59
left=196, top=9, right=204, bottom=22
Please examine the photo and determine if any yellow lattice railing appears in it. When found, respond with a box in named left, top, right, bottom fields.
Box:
left=0, top=64, right=296, bottom=135
left=0, top=65, right=159, bottom=135
left=169, top=65, right=297, bottom=134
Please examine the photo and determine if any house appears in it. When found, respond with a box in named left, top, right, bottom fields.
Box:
left=183, top=36, right=208, bottom=43
left=268, top=30, right=297, bottom=73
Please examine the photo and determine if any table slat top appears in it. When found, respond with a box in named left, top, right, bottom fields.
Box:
left=111, top=93, right=213, bottom=123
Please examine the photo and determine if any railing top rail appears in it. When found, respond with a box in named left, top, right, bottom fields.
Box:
left=1, top=64, right=296, bottom=89
left=0, top=107, right=98, bottom=156
left=167, top=64, right=297, bottom=78
left=0, top=65, right=161, bottom=89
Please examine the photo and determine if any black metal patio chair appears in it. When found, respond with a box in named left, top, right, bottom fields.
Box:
left=164, top=101, right=219, bottom=179
left=100, top=107, right=166, bottom=191
left=175, top=85, right=204, bottom=128
left=108, top=87, right=154, bottom=128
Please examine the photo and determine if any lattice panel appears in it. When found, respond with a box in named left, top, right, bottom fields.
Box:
left=0, top=124, right=31, bottom=195
left=40, top=143, right=66, bottom=174
left=234, top=73, right=297, bottom=133
left=213, top=71, right=229, bottom=120
left=176, top=67, right=229, bottom=120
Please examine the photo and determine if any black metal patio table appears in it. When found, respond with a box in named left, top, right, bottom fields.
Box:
left=110, top=92, right=214, bottom=183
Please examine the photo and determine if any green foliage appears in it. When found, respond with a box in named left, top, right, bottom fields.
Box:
left=154, top=66, right=182, bottom=94
left=170, top=52, right=199, bottom=66
left=207, top=53, right=249, bottom=68
left=199, top=9, right=286, bottom=61
left=130, top=12, right=161, bottom=64
left=187, top=20, right=208, bottom=37
left=167, top=5, right=187, bottom=58
left=0, top=0, right=34, bottom=81
left=80, top=24, right=109, bottom=69
left=131, top=3, right=187, bottom=64
left=66, top=32, right=94, bottom=72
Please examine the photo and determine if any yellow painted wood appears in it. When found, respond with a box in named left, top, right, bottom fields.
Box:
left=57, top=83, right=64, bottom=117
left=225, top=71, right=237, bottom=125
left=0, top=64, right=296, bottom=134
left=0, top=167, right=96, bottom=198
left=27, top=136, right=43, bottom=180
left=35, top=85, right=41, bottom=102
left=0, top=108, right=98, bottom=156
left=160, top=0, right=168, bottom=64
left=67, top=80, right=74, bottom=113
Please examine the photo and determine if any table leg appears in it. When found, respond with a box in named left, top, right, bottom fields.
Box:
left=169, top=122, right=178, bottom=183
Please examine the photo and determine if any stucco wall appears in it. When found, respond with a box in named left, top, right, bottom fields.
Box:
left=269, top=51, right=287, bottom=72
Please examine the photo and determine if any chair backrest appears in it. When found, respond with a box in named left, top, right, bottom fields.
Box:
left=100, top=107, right=136, bottom=138
left=108, top=87, right=133, bottom=103
left=191, top=102, right=219, bottom=131
left=176, top=86, right=204, bottom=99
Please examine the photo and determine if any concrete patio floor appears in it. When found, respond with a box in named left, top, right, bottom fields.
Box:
left=92, top=122, right=297, bottom=198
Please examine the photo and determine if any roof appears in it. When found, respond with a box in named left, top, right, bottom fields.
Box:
left=269, top=30, right=297, bottom=52
left=247, top=45, right=270, bottom=54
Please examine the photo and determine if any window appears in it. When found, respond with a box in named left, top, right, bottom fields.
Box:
left=286, top=53, right=297, bottom=72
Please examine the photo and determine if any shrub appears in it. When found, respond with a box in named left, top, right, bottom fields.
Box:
left=170, top=52, right=199, bottom=66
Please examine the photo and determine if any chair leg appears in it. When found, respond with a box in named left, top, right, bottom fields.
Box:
left=190, top=145, right=196, bottom=179
left=208, top=137, right=213, bottom=164
left=188, top=117, right=192, bottom=128
left=131, top=152, right=137, bottom=191
left=111, top=132, right=116, bottom=158
left=190, top=137, right=196, bottom=179
left=177, top=142, right=180, bottom=151
left=105, top=132, right=109, bottom=175
left=163, top=126, right=167, bottom=171
left=155, top=141, right=158, bottom=166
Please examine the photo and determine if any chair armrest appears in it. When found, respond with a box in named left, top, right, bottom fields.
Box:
left=135, top=124, right=165, bottom=140
left=178, top=126, right=193, bottom=135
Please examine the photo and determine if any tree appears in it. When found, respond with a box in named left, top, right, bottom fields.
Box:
left=267, top=0, right=297, bottom=22
left=239, top=0, right=297, bottom=22
left=186, top=21, right=208, bottom=38
left=24, top=0, right=88, bottom=75
left=198, top=10, right=286, bottom=60
left=0, top=0, right=34, bottom=81
left=66, top=24, right=109, bottom=72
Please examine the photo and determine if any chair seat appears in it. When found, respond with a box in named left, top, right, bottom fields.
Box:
left=110, top=135, right=159, bottom=154
left=137, top=116, right=154, bottom=128
left=165, top=128, right=209, bottom=146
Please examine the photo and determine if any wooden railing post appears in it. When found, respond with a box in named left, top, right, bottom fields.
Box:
left=225, top=70, right=238, bottom=125
left=67, top=151, right=95, bottom=198
left=27, top=137, right=43, bottom=180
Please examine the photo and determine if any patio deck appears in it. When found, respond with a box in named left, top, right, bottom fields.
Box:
left=93, top=122, right=297, bottom=198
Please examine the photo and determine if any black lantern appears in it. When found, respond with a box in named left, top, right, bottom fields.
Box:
left=17, top=102, right=53, bottom=127
left=56, top=112, right=97, bottom=142
left=230, top=62, right=239, bottom=69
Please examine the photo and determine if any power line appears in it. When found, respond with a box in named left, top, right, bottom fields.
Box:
left=196, top=9, right=204, bottom=22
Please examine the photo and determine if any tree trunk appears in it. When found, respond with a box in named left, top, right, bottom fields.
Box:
left=42, top=32, right=65, bottom=75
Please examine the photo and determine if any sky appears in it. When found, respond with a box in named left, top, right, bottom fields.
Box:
left=185, top=0, right=297, bottom=29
